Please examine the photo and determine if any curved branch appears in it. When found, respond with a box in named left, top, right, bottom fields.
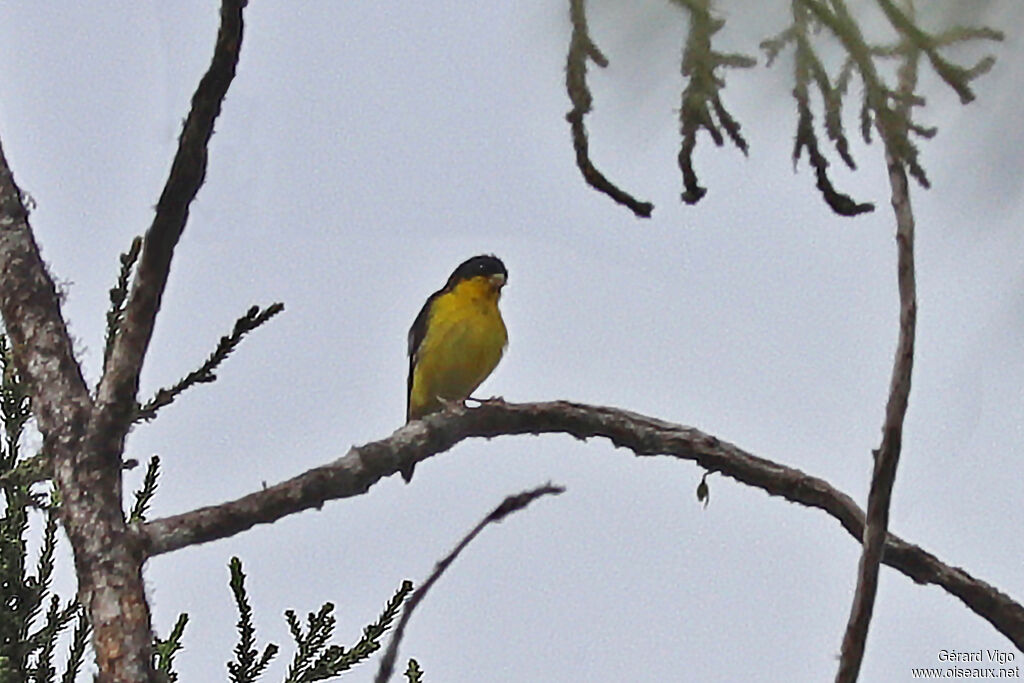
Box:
left=375, top=483, right=564, bottom=682
left=138, top=400, right=1024, bottom=650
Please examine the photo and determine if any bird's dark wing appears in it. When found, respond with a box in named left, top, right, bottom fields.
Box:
left=403, top=288, right=444, bottom=483
left=406, top=288, right=443, bottom=421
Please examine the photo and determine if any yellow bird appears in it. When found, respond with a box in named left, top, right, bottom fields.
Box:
left=404, top=254, right=509, bottom=481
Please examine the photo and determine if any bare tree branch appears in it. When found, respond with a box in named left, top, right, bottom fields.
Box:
left=565, top=0, right=654, bottom=218
left=137, top=400, right=1024, bottom=650
left=836, top=6, right=919, bottom=678
left=374, top=483, right=564, bottom=682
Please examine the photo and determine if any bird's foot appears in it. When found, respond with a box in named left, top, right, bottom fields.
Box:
left=468, top=395, right=506, bottom=407
left=437, top=396, right=466, bottom=412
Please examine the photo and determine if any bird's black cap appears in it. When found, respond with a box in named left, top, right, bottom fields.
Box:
left=446, top=254, right=507, bottom=288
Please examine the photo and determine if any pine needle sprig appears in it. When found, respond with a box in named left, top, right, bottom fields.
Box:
left=227, top=557, right=278, bottom=683
left=26, top=596, right=80, bottom=681
left=32, top=506, right=59, bottom=602
left=404, top=659, right=423, bottom=682
left=27, top=596, right=61, bottom=683
left=154, top=612, right=190, bottom=682
left=103, top=236, right=143, bottom=373
left=127, top=456, right=162, bottom=524
left=283, top=604, right=337, bottom=683
left=301, top=581, right=414, bottom=679
left=332, top=581, right=412, bottom=672
left=0, top=334, right=85, bottom=681
left=135, top=303, right=284, bottom=422
left=0, top=334, right=32, bottom=469
left=59, top=606, right=91, bottom=683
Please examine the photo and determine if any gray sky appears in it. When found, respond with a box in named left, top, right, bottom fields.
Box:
left=1, top=1, right=1022, bottom=681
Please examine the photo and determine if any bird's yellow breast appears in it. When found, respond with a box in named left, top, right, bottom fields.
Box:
left=408, top=276, right=507, bottom=420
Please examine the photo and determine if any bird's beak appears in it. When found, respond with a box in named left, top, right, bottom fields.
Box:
left=488, top=273, right=506, bottom=289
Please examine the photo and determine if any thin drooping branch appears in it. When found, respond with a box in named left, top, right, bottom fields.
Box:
left=565, top=0, right=654, bottom=218
left=94, top=0, right=247, bottom=435
left=836, top=11, right=919, bottom=680
left=374, top=484, right=564, bottom=682
left=0, top=142, right=154, bottom=680
left=137, top=400, right=1024, bottom=651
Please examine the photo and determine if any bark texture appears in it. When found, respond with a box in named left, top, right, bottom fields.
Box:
left=0, top=143, right=153, bottom=681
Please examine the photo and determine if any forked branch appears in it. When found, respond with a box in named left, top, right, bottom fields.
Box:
left=95, top=0, right=248, bottom=434
left=0, top=2, right=250, bottom=679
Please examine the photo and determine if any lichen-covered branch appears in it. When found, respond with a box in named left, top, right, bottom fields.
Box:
left=760, top=0, right=1001, bottom=217
left=673, top=0, right=755, bottom=204
left=138, top=400, right=1024, bottom=651
left=565, top=0, right=654, bottom=218
left=771, top=1, right=875, bottom=216
left=561, top=0, right=1000, bottom=217
left=798, top=0, right=925, bottom=187
left=873, top=0, right=1001, bottom=104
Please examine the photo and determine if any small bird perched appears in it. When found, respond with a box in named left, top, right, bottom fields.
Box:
left=404, top=254, right=509, bottom=482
